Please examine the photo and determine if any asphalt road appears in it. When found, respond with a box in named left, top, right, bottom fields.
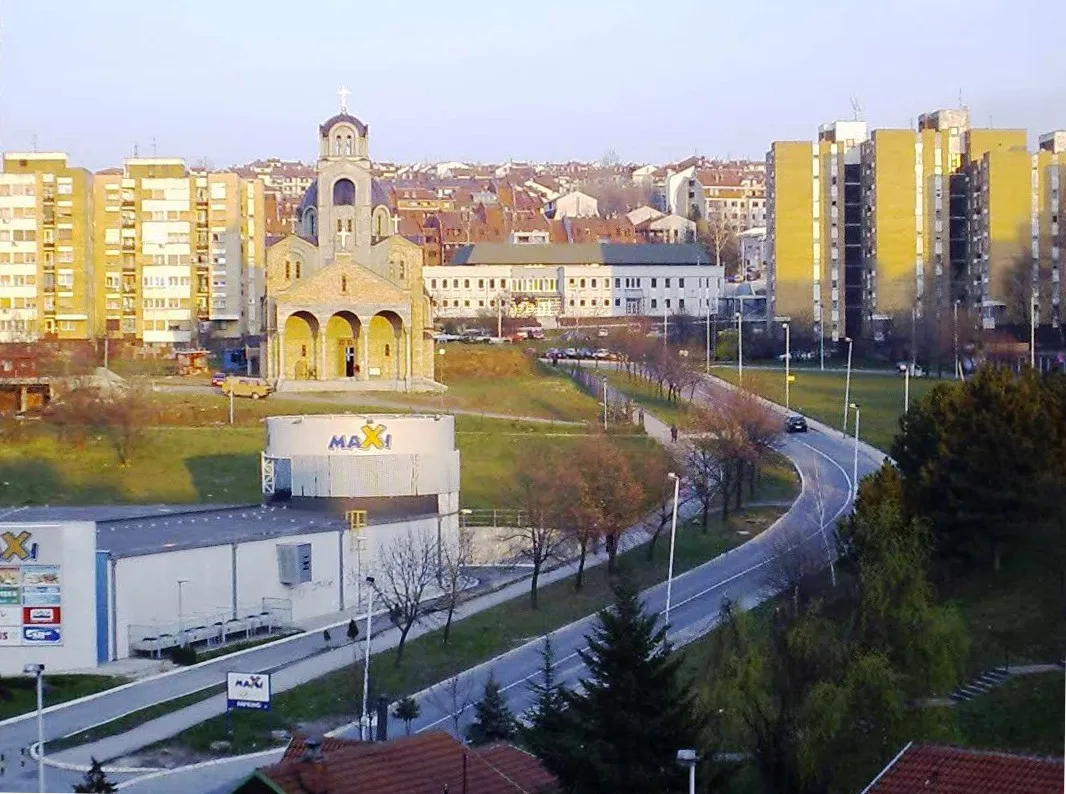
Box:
left=125, top=376, right=885, bottom=794
left=0, top=374, right=884, bottom=793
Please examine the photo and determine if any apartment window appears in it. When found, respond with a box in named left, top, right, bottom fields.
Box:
left=615, top=278, right=621, bottom=288
left=431, top=279, right=437, bottom=289
left=591, top=299, right=597, bottom=306
left=651, top=278, right=657, bottom=288
left=665, top=299, right=671, bottom=308
left=665, top=278, right=671, bottom=288
left=464, top=299, right=470, bottom=307
left=678, top=278, right=685, bottom=288
left=569, top=278, right=575, bottom=286
left=580, top=279, right=586, bottom=288
left=614, top=298, right=621, bottom=307
left=580, top=299, right=586, bottom=306
left=478, top=279, right=484, bottom=288
left=679, top=299, right=685, bottom=310
left=651, top=299, right=658, bottom=309
left=489, top=279, right=495, bottom=289
left=295, top=262, right=302, bottom=279
left=464, top=279, right=470, bottom=288
left=478, top=299, right=485, bottom=307
left=591, top=278, right=597, bottom=288
left=569, top=299, right=575, bottom=306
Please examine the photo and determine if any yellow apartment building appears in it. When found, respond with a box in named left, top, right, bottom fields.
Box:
left=91, top=158, right=265, bottom=346
left=0, top=153, right=94, bottom=342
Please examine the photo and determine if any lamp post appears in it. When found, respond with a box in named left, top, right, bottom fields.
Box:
left=849, top=403, right=861, bottom=502
left=735, top=311, right=743, bottom=385
left=842, top=337, right=853, bottom=435
left=677, top=748, right=697, bottom=794
left=663, top=472, right=681, bottom=648
left=904, top=364, right=910, bottom=413
left=1030, top=294, right=1037, bottom=370
left=953, top=300, right=960, bottom=379
left=602, top=377, right=608, bottom=431
left=437, top=348, right=446, bottom=410
left=818, top=305, right=825, bottom=371
left=23, top=663, right=44, bottom=793
left=177, top=578, right=189, bottom=644
left=361, top=575, right=375, bottom=741
left=774, top=316, right=791, bottom=411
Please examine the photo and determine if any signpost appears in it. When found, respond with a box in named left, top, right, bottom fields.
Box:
left=226, top=672, right=272, bottom=734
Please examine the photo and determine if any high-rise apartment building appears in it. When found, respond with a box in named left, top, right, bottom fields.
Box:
left=967, top=131, right=1064, bottom=330
left=92, top=159, right=265, bottom=345
left=766, top=121, right=866, bottom=342
left=0, top=153, right=94, bottom=342
left=767, top=109, right=1047, bottom=345
left=0, top=152, right=265, bottom=346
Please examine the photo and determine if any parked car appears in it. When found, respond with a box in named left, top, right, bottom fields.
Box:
left=210, top=372, right=227, bottom=387
left=593, top=348, right=611, bottom=359
left=220, top=376, right=272, bottom=399
left=785, top=414, right=808, bottom=433
left=897, top=362, right=926, bottom=377
left=597, top=328, right=609, bottom=338
left=564, top=347, right=578, bottom=358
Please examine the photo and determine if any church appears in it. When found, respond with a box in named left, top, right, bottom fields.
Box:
left=260, top=93, right=436, bottom=392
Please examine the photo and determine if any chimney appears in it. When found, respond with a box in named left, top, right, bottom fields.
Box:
left=303, top=737, right=324, bottom=762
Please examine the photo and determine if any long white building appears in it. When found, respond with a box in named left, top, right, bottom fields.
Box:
left=426, top=243, right=724, bottom=320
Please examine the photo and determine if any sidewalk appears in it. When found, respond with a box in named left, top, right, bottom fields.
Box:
left=52, top=483, right=706, bottom=771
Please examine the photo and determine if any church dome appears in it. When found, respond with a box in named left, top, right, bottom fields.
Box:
left=297, top=181, right=318, bottom=214
left=320, top=112, right=368, bottom=138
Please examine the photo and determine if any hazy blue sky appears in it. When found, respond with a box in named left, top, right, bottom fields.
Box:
left=2, top=0, right=1062, bottom=169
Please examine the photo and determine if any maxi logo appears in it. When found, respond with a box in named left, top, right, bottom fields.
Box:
left=0, top=531, right=35, bottom=562
left=327, top=422, right=392, bottom=452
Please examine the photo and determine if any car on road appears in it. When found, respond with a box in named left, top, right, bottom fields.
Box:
left=220, top=376, right=272, bottom=399
left=210, top=371, right=227, bottom=387
left=785, top=414, right=808, bottom=433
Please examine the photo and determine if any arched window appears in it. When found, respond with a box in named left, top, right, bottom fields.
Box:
left=345, top=135, right=353, bottom=155
left=284, top=261, right=291, bottom=280
left=334, top=135, right=342, bottom=155
left=346, top=219, right=353, bottom=232
left=341, top=276, right=348, bottom=293
left=384, top=344, right=391, bottom=358
left=332, top=178, right=355, bottom=206
left=399, top=261, right=406, bottom=281
left=295, top=261, right=302, bottom=279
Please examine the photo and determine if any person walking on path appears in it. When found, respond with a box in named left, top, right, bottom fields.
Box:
left=670, top=424, right=678, bottom=442
left=638, top=408, right=645, bottom=429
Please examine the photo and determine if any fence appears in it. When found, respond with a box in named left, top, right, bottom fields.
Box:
left=128, top=597, right=293, bottom=658
left=568, top=365, right=641, bottom=427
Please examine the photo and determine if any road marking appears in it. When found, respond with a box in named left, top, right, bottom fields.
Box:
left=417, top=439, right=857, bottom=733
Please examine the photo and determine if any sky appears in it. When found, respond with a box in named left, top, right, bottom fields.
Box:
left=1, top=0, right=1063, bottom=170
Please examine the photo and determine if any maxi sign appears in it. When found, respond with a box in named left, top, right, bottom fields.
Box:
left=226, top=672, right=272, bottom=711
left=327, top=421, right=392, bottom=452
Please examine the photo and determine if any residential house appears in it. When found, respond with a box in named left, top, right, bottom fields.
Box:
left=861, top=743, right=1063, bottom=793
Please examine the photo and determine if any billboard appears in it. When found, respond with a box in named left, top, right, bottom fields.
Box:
left=226, top=672, right=272, bottom=711
left=0, top=535, right=63, bottom=647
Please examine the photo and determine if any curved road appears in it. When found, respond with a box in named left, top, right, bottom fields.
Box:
left=122, top=376, right=887, bottom=794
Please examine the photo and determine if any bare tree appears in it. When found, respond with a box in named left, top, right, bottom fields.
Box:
left=437, top=527, right=473, bottom=646
left=509, top=460, right=573, bottom=609
left=764, top=524, right=824, bottom=617
left=374, top=528, right=439, bottom=664
left=427, top=672, right=475, bottom=739
left=640, top=453, right=679, bottom=560
left=684, top=431, right=723, bottom=532
left=698, top=210, right=740, bottom=277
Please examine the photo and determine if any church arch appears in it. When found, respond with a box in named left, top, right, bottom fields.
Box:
left=283, top=311, right=320, bottom=380
left=332, top=178, right=356, bottom=206
left=324, top=311, right=361, bottom=379
left=368, top=310, right=404, bottom=381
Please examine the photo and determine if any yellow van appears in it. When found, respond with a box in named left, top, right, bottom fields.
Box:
left=220, top=376, right=272, bottom=399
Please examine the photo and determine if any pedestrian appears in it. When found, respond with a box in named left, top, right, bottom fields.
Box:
left=638, top=408, right=645, bottom=428
left=670, top=424, right=678, bottom=442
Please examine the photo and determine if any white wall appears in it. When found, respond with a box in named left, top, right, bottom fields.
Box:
left=111, top=516, right=448, bottom=660
left=0, top=522, right=97, bottom=675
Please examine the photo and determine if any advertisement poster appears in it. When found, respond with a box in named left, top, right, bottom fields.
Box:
left=226, top=672, right=272, bottom=711
left=0, top=532, right=63, bottom=646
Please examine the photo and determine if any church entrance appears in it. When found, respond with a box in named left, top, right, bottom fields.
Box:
left=344, top=343, right=357, bottom=378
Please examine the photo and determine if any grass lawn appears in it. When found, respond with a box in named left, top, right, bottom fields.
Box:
left=713, top=367, right=940, bottom=453
left=956, top=672, right=1065, bottom=755
left=0, top=416, right=654, bottom=509
left=598, top=369, right=700, bottom=431
left=154, top=502, right=792, bottom=757
left=0, top=675, right=122, bottom=721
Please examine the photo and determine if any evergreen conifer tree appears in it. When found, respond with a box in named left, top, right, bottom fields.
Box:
left=540, top=577, right=703, bottom=793
left=523, top=634, right=567, bottom=764
left=465, top=671, right=517, bottom=746
left=73, top=757, right=117, bottom=793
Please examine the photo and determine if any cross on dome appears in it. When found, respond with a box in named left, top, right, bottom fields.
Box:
left=338, top=86, right=351, bottom=114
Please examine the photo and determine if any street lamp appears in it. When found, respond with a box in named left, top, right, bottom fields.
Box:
left=177, top=578, right=189, bottom=644
left=677, top=748, right=697, bottom=794
left=23, top=662, right=45, bottom=793
left=849, top=403, right=861, bottom=502
left=361, top=575, right=375, bottom=741
left=602, top=377, right=608, bottom=431
left=952, top=300, right=961, bottom=380
left=774, top=316, right=791, bottom=411
left=1030, top=294, right=1037, bottom=370
left=735, top=311, right=743, bottom=385
left=842, top=337, right=853, bottom=435
left=663, top=472, right=681, bottom=648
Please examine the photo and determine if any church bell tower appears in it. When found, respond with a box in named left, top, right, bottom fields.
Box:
left=316, top=87, right=373, bottom=264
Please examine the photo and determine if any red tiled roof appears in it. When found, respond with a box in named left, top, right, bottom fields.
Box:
left=254, top=732, right=556, bottom=794
left=864, top=743, right=1065, bottom=794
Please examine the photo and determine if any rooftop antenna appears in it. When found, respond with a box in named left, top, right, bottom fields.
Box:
left=849, top=97, right=864, bottom=121
left=152, top=138, right=157, bottom=157
left=133, top=143, right=139, bottom=158
left=957, top=88, right=965, bottom=109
